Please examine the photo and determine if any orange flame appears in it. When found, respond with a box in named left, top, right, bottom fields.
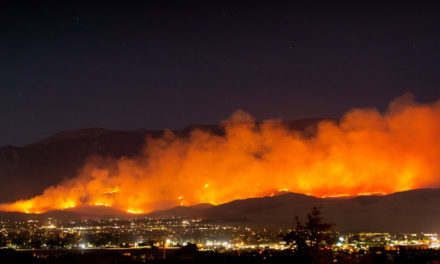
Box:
left=1, top=94, right=440, bottom=214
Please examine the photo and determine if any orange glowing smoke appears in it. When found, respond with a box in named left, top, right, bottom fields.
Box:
left=1, top=94, right=440, bottom=214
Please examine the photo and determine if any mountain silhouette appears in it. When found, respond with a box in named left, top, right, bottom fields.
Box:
left=0, top=119, right=322, bottom=203
left=144, top=189, right=440, bottom=233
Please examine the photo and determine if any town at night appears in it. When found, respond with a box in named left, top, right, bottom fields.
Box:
left=2, top=1, right=440, bottom=263
left=2, top=214, right=440, bottom=263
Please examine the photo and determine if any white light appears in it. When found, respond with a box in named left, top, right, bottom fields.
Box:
left=431, top=242, right=440, bottom=248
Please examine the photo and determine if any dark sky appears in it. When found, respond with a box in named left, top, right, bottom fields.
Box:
left=1, top=1, right=440, bottom=147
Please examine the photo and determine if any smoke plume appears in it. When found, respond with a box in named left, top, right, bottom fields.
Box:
left=1, top=94, right=440, bottom=214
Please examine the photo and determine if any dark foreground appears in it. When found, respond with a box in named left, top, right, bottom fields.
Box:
left=2, top=247, right=440, bottom=264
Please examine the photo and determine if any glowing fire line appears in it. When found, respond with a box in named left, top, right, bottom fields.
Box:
left=1, top=94, right=440, bottom=214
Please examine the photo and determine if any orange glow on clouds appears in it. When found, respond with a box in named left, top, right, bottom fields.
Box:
left=1, top=94, right=440, bottom=214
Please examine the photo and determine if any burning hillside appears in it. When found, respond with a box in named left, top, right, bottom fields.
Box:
left=1, top=94, right=440, bottom=214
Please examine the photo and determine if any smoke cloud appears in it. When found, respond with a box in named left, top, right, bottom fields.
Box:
left=1, top=94, right=440, bottom=214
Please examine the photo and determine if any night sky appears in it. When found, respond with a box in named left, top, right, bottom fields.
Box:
left=1, top=1, right=440, bottom=147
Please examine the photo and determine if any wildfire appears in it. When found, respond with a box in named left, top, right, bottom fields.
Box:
left=321, top=194, right=354, bottom=198
left=126, top=209, right=143, bottom=214
left=1, top=94, right=440, bottom=214
left=90, top=202, right=111, bottom=207
left=102, top=187, right=119, bottom=194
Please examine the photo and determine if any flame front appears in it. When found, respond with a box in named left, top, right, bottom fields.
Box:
left=1, top=94, right=440, bottom=214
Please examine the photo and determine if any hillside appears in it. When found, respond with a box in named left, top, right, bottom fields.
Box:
left=144, top=189, right=440, bottom=233
left=1, top=189, right=439, bottom=233
left=0, top=119, right=322, bottom=203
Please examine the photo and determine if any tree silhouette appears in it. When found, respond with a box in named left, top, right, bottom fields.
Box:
left=306, top=206, right=333, bottom=248
left=283, top=206, right=333, bottom=249
left=282, top=206, right=334, bottom=263
left=282, top=216, right=308, bottom=251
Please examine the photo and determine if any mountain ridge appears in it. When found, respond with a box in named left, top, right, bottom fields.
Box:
left=143, top=189, right=440, bottom=233
left=0, top=119, right=325, bottom=203
left=1, top=189, right=439, bottom=233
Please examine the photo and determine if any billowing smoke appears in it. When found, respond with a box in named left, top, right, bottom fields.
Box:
left=1, top=94, right=440, bottom=214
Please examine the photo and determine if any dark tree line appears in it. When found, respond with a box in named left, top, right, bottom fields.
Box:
left=281, top=206, right=335, bottom=264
